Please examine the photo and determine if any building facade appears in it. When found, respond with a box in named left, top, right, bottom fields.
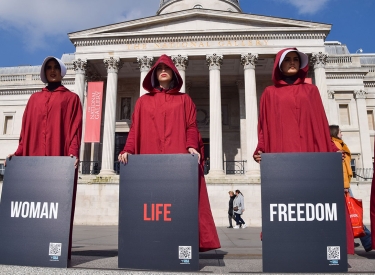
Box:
left=1, top=0, right=375, bottom=225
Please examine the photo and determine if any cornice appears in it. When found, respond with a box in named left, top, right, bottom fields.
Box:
left=0, top=89, right=40, bottom=96
left=73, top=32, right=327, bottom=47
left=326, top=73, right=367, bottom=80
left=69, top=9, right=331, bottom=38
left=365, top=82, right=375, bottom=88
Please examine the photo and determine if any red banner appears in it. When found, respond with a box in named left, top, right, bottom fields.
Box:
left=84, top=82, right=104, bottom=143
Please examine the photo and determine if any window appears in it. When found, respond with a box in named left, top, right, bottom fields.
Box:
left=351, top=159, right=356, bottom=178
left=367, top=110, right=374, bottom=130
left=339, top=104, right=350, bottom=125
left=3, top=116, right=13, bottom=135
left=0, top=163, right=4, bottom=181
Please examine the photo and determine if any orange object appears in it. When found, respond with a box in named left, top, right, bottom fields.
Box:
left=345, top=193, right=366, bottom=238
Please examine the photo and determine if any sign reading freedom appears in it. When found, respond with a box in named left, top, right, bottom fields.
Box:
left=0, top=157, right=75, bottom=268
left=261, top=153, right=347, bottom=273
left=118, top=154, right=199, bottom=271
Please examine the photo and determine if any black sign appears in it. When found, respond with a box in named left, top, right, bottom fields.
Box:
left=118, top=154, right=199, bottom=271
left=0, top=157, right=75, bottom=268
left=261, top=153, right=348, bottom=273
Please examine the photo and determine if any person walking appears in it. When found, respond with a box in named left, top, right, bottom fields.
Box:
left=330, top=125, right=372, bottom=252
left=227, top=191, right=236, bottom=228
left=233, top=190, right=246, bottom=229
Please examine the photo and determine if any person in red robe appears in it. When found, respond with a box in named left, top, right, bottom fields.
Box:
left=253, top=48, right=354, bottom=254
left=6, top=56, right=83, bottom=259
left=118, top=54, right=221, bottom=252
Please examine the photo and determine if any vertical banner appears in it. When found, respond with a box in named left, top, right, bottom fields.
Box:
left=0, top=157, right=75, bottom=268
left=119, top=154, right=199, bottom=271
left=261, top=153, right=347, bottom=273
left=84, top=82, right=104, bottom=143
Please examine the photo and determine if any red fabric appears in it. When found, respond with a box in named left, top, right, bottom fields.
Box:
left=14, top=85, right=83, bottom=259
left=121, top=55, right=220, bottom=251
left=254, top=48, right=335, bottom=155
left=14, top=86, right=83, bottom=158
left=371, top=164, right=375, bottom=249
left=345, top=199, right=355, bottom=254
left=254, top=48, right=353, bottom=254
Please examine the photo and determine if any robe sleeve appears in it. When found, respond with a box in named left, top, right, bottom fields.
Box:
left=253, top=90, right=267, bottom=158
left=121, top=98, right=140, bottom=155
left=184, top=95, right=199, bottom=151
left=68, top=95, right=83, bottom=158
left=14, top=95, right=32, bottom=156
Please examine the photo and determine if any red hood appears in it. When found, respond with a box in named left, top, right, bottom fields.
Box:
left=143, top=54, right=183, bottom=94
left=272, top=48, right=309, bottom=87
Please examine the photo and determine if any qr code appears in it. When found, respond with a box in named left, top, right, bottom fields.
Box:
left=327, top=246, right=340, bottom=260
left=179, top=246, right=192, bottom=259
left=49, top=243, right=62, bottom=256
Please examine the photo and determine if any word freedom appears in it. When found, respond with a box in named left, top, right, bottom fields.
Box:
left=270, top=203, right=337, bottom=222
left=11, top=201, right=59, bottom=219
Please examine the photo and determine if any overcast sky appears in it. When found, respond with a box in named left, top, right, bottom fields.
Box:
left=0, top=0, right=373, bottom=67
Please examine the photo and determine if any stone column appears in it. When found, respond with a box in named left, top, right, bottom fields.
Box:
left=355, top=90, right=373, bottom=168
left=172, top=55, right=189, bottom=93
left=137, top=56, right=154, bottom=97
left=236, top=80, right=246, bottom=161
left=327, top=90, right=339, bottom=124
left=241, top=53, right=260, bottom=176
left=206, top=54, right=224, bottom=176
left=73, top=59, right=89, bottom=166
left=311, top=52, right=329, bottom=114
left=100, top=57, right=123, bottom=175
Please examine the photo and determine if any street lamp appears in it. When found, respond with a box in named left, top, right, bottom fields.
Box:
left=356, top=48, right=363, bottom=53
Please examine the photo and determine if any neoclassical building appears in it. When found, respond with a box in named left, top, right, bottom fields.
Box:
left=1, top=0, right=375, bottom=225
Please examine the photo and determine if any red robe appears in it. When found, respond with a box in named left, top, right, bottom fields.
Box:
left=14, top=85, right=83, bottom=258
left=254, top=48, right=354, bottom=254
left=121, top=54, right=220, bottom=251
left=371, top=161, right=375, bottom=249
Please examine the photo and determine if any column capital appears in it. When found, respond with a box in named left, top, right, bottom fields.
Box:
left=241, top=53, right=258, bottom=70
left=137, top=56, right=154, bottom=72
left=104, top=57, right=123, bottom=73
left=86, top=62, right=102, bottom=81
left=206, top=54, right=223, bottom=70
left=327, top=90, right=335, bottom=99
left=354, top=89, right=367, bottom=99
left=171, top=55, right=189, bottom=71
left=73, top=58, right=87, bottom=75
left=311, top=52, right=328, bottom=68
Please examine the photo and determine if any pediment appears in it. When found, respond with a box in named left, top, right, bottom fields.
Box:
left=69, top=8, right=331, bottom=40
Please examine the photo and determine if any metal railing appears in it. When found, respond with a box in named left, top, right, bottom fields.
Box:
left=354, top=168, right=373, bottom=181
left=224, top=160, right=246, bottom=175
left=79, top=161, right=120, bottom=175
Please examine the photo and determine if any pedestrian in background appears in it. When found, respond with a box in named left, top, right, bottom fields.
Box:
left=330, top=125, right=372, bottom=252
left=227, top=191, right=236, bottom=228
left=233, top=189, right=246, bottom=229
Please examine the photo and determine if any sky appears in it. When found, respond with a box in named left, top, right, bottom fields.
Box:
left=0, top=0, right=374, bottom=67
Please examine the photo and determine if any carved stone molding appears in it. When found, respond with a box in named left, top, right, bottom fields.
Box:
left=311, top=52, right=328, bottom=68
left=354, top=90, right=367, bottom=99
left=236, top=80, right=244, bottom=90
left=0, top=89, right=39, bottom=95
left=73, top=59, right=87, bottom=75
left=240, top=53, right=258, bottom=70
left=327, top=90, right=335, bottom=99
left=104, top=57, right=123, bottom=73
left=137, top=56, right=154, bottom=72
left=73, top=33, right=328, bottom=47
left=206, top=54, right=223, bottom=70
left=326, top=73, right=366, bottom=79
left=365, top=82, right=375, bottom=88
left=171, top=55, right=189, bottom=70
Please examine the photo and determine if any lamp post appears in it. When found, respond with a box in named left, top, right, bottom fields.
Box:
left=356, top=48, right=363, bottom=54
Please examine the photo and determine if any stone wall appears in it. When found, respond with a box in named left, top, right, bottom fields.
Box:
left=72, top=180, right=373, bottom=226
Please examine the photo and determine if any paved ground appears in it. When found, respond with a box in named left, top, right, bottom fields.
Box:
left=0, top=225, right=374, bottom=274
